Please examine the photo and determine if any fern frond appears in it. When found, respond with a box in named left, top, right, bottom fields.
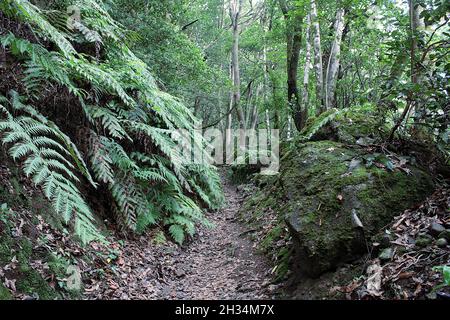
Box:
left=84, top=104, right=130, bottom=140
left=0, top=96, right=100, bottom=243
left=168, top=224, right=185, bottom=245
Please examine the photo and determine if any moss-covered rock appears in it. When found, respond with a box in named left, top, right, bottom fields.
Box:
left=0, top=230, right=60, bottom=300
left=300, top=104, right=388, bottom=145
left=243, top=139, right=434, bottom=278
left=284, top=141, right=433, bottom=277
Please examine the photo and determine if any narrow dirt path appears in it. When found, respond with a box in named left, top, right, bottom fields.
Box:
left=156, top=176, right=273, bottom=299
left=82, top=175, right=275, bottom=300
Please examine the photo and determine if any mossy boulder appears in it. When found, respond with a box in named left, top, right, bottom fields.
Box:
left=301, top=105, right=388, bottom=145
left=256, top=140, right=434, bottom=278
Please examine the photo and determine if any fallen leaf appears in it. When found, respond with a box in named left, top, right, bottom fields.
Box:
left=366, top=260, right=383, bottom=297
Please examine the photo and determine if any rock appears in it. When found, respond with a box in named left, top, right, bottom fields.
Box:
left=300, top=105, right=389, bottom=145
left=436, top=238, right=448, bottom=248
left=242, top=137, right=434, bottom=278
left=379, top=248, right=394, bottom=261
left=429, top=222, right=445, bottom=237
left=438, top=229, right=450, bottom=241
left=267, top=285, right=278, bottom=293
left=415, top=234, right=433, bottom=247
left=376, top=233, right=393, bottom=249
left=437, top=292, right=450, bottom=300
left=381, top=234, right=392, bottom=248
left=175, top=269, right=186, bottom=278
left=356, top=137, right=375, bottom=146
left=348, top=159, right=362, bottom=172
left=426, top=292, right=437, bottom=300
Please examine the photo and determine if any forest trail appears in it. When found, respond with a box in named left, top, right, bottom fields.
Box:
left=155, top=174, right=273, bottom=299
left=95, top=173, right=276, bottom=300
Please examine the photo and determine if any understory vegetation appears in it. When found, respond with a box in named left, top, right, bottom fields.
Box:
left=0, top=0, right=448, bottom=301
left=0, top=0, right=223, bottom=245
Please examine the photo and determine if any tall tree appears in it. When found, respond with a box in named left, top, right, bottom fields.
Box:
left=278, top=0, right=306, bottom=131
left=302, top=12, right=312, bottom=116
left=311, top=0, right=324, bottom=114
left=229, top=0, right=245, bottom=129
left=408, top=0, right=425, bottom=124
left=325, top=6, right=345, bottom=110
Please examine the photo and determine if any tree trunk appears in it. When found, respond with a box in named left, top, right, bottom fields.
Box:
left=325, top=7, right=345, bottom=110
left=278, top=0, right=305, bottom=131
left=311, top=0, right=324, bottom=115
left=387, top=1, right=425, bottom=142
left=251, top=83, right=262, bottom=130
left=193, top=96, right=201, bottom=118
left=230, top=0, right=245, bottom=129
left=408, top=0, right=425, bottom=124
left=226, top=61, right=233, bottom=161
left=302, top=13, right=312, bottom=115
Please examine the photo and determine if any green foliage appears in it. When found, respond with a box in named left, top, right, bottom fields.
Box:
left=0, top=0, right=224, bottom=244
left=0, top=203, right=11, bottom=225
left=433, top=265, right=450, bottom=289
left=299, top=108, right=341, bottom=142
left=0, top=92, right=100, bottom=243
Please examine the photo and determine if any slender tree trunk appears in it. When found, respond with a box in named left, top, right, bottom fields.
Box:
left=278, top=0, right=305, bottom=131
left=226, top=61, right=233, bottom=155
left=230, top=0, right=245, bottom=129
left=270, top=69, right=281, bottom=130
left=251, top=83, right=262, bottom=130
left=325, top=7, right=345, bottom=110
left=302, top=13, right=312, bottom=115
left=387, top=0, right=424, bottom=142
left=193, top=96, right=201, bottom=118
left=311, top=0, right=324, bottom=114
left=408, top=0, right=425, bottom=125
left=245, top=81, right=254, bottom=127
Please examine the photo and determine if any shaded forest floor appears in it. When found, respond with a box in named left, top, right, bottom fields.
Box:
left=156, top=178, right=274, bottom=299
left=0, top=158, right=279, bottom=300
left=1, top=155, right=448, bottom=300
left=83, top=173, right=277, bottom=299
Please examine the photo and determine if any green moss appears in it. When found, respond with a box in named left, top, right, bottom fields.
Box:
left=260, top=225, right=283, bottom=252
left=0, top=233, right=59, bottom=300
left=16, top=268, right=59, bottom=300
left=0, top=153, right=79, bottom=300
left=0, top=234, right=14, bottom=264
left=0, top=282, right=12, bottom=300
left=274, top=247, right=291, bottom=281
left=242, top=137, right=434, bottom=277
left=47, top=254, right=82, bottom=299
left=47, top=253, right=69, bottom=278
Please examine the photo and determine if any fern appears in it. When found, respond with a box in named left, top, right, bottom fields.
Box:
left=84, top=104, right=130, bottom=140
left=1, top=0, right=224, bottom=244
left=0, top=93, right=99, bottom=243
left=168, top=224, right=185, bottom=245
left=299, top=108, right=342, bottom=142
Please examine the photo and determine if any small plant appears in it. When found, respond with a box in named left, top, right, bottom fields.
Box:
left=0, top=203, right=11, bottom=225
left=433, top=265, right=450, bottom=290
left=152, top=230, right=167, bottom=246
